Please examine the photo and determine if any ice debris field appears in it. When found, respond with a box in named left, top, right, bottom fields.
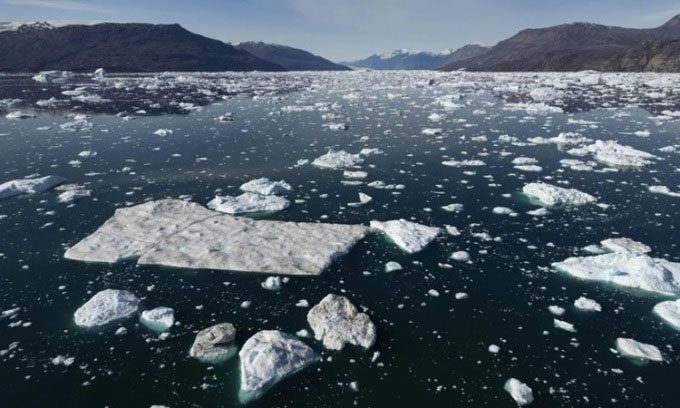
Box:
left=0, top=69, right=680, bottom=407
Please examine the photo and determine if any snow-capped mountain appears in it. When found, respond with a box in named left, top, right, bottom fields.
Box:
left=344, top=44, right=489, bottom=70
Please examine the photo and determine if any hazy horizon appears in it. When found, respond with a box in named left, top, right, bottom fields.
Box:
left=1, top=0, right=679, bottom=62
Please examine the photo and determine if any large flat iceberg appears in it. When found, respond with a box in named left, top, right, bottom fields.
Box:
left=66, top=199, right=369, bottom=276
left=553, top=252, right=680, bottom=295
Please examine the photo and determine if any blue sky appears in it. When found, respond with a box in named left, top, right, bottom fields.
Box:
left=1, top=0, right=679, bottom=61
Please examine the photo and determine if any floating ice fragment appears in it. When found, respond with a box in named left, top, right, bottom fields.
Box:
left=240, top=178, right=292, bottom=196
left=307, top=294, right=376, bottom=350
left=239, top=330, right=318, bottom=402
left=207, top=192, right=290, bottom=214
left=140, top=307, right=175, bottom=332
left=522, top=182, right=596, bottom=207
left=385, top=261, right=402, bottom=272
left=574, top=296, right=601, bottom=312
left=190, top=323, right=237, bottom=363
left=600, top=238, right=651, bottom=255
left=0, top=176, right=66, bottom=200
left=616, top=338, right=663, bottom=362
left=553, top=318, right=576, bottom=333
left=73, top=289, right=140, bottom=328
left=370, top=219, right=440, bottom=254
left=504, top=378, right=534, bottom=406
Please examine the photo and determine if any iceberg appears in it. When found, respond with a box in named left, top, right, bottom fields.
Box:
left=568, top=140, right=656, bottom=168
left=553, top=252, right=680, bottom=295
left=239, top=330, right=318, bottom=402
left=73, top=289, right=140, bottom=328
left=370, top=219, right=440, bottom=254
left=653, top=299, right=680, bottom=331
left=522, top=182, right=596, bottom=207
left=0, top=176, right=66, bottom=200
left=649, top=185, right=680, bottom=198
left=504, top=378, right=534, bottom=406
left=616, top=338, right=663, bottom=362
left=189, top=323, right=237, bottom=363
left=239, top=178, right=292, bottom=196
left=600, top=238, right=651, bottom=255
left=573, top=296, right=601, bottom=312
left=207, top=192, right=290, bottom=214
left=139, top=307, right=175, bottom=332
left=307, top=294, right=376, bottom=350
left=66, top=199, right=369, bottom=276
left=312, top=150, right=364, bottom=170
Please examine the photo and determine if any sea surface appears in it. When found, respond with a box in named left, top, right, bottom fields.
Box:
left=0, top=71, right=679, bottom=407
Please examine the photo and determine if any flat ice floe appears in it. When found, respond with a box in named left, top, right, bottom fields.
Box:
left=653, top=299, right=680, bottom=331
left=568, top=140, right=656, bottom=168
left=552, top=252, right=680, bottom=295
left=648, top=185, right=680, bottom=198
left=522, top=182, right=596, bottom=207
left=73, top=289, right=140, bottom=328
left=207, top=192, right=290, bottom=214
left=0, top=175, right=66, bottom=200
left=370, top=219, right=440, bottom=254
left=239, top=330, right=318, bottom=402
left=307, top=294, right=376, bottom=350
left=239, top=178, right=292, bottom=195
left=600, top=237, right=651, bottom=255
left=66, top=199, right=369, bottom=276
left=616, top=338, right=663, bottom=362
left=504, top=378, right=534, bottom=406
left=312, top=149, right=364, bottom=170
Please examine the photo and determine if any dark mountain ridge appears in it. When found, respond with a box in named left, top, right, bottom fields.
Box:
left=233, top=41, right=350, bottom=71
left=443, top=15, right=680, bottom=72
left=0, top=22, right=284, bottom=72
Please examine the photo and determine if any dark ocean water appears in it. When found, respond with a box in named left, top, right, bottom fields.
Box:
left=1, top=72, right=679, bottom=407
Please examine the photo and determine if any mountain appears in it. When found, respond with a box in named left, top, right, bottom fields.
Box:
left=233, top=41, right=350, bottom=71
left=0, top=22, right=284, bottom=72
left=602, top=39, right=680, bottom=72
left=343, top=44, right=489, bottom=70
left=442, top=14, right=680, bottom=72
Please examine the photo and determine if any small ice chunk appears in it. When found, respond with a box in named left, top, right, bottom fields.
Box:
left=370, top=219, right=440, bottom=254
left=441, top=203, right=464, bottom=212
left=189, top=323, right=237, bottom=363
left=207, top=192, right=290, bottom=214
left=261, top=276, right=282, bottom=291
left=573, top=296, right=601, bottom=312
left=240, top=178, right=292, bottom=196
left=140, top=307, right=175, bottom=332
left=648, top=185, right=680, bottom=198
left=73, top=289, right=140, bottom=328
left=358, top=192, right=372, bottom=204
left=616, top=338, right=663, bottom=362
left=548, top=305, right=565, bottom=316
left=553, top=318, right=576, bottom=332
left=385, top=261, right=402, bottom=272
left=450, top=251, right=470, bottom=262
left=504, top=378, right=534, bottom=406
left=57, top=189, right=91, bottom=203
left=153, top=128, right=173, bottom=136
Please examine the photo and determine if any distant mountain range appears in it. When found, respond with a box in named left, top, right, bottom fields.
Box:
left=0, top=22, right=349, bottom=73
left=233, top=41, right=350, bottom=71
left=343, top=44, right=489, bottom=70
left=442, top=14, right=680, bottom=71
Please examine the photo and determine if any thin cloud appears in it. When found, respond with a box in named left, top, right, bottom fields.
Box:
left=5, top=0, right=112, bottom=13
